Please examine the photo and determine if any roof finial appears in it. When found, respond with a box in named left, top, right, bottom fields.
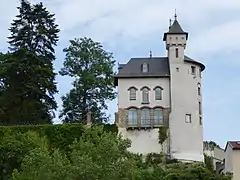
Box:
left=169, top=18, right=172, bottom=27
left=174, top=9, right=177, bottom=20
left=149, top=50, right=152, bottom=58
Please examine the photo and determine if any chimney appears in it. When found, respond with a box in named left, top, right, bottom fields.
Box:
left=115, top=112, right=119, bottom=124
left=87, top=111, right=92, bottom=128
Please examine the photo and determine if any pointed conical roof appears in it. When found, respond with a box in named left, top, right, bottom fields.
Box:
left=169, top=20, right=185, bottom=33
left=163, top=19, right=188, bottom=41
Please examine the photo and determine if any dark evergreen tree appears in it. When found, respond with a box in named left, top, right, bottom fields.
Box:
left=59, top=37, right=116, bottom=123
left=0, top=0, right=59, bottom=125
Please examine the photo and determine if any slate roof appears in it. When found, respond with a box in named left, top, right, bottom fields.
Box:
left=115, top=55, right=205, bottom=80
left=116, top=57, right=170, bottom=78
left=225, top=141, right=240, bottom=151
left=163, top=19, right=188, bottom=41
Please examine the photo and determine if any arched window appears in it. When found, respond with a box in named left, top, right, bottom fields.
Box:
left=128, top=108, right=138, bottom=126
left=128, top=87, right=137, bottom=100
left=154, top=86, right=163, bottom=100
left=141, top=108, right=150, bottom=126
left=154, top=108, right=163, bottom=125
left=141, top=87, right=150, bottom=104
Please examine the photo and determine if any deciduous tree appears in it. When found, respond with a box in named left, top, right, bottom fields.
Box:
left=59, top=37, right=116, bottom=123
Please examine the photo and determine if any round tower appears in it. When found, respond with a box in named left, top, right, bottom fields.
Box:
left=163, top=14, right=205, bottom=162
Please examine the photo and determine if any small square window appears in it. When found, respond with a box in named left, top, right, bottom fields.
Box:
left=185, top=114, right=191, bottom=123
left=191, top=66, right=196, bottom=74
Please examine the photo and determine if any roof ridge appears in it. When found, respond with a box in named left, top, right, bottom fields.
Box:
left=131, top=56, right=167, bottom=59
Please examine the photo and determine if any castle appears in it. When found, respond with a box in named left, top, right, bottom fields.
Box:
left=114, top=14, right=205, bottom=162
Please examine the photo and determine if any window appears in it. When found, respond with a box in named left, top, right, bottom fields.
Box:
left=141, top=87, right=149, bottom=104
left=185, top=114, right=191, bottom=123
left=191, top=66, right=196, bottom=74
left=141, top=108, right=150, bottom=126
left=175, top=48, right=179, bottom=58
left=199, top=116, right=202, bottom=125
left=199, top=69, right=202, bottom=78
left=154, top=86, right=163, bottom=100
left=128, top=108, right=138, bottom=126
left=154, top=108, right=163, bottom=125
left=128, top=87, right=137, bottom=100
left=142, top=63, right=149, bottom=73
left=199, top=102, right=202, bottom=115
left=197, top=83, right=201, bottom=96
left=176, top=67, right=179, bottom=72
left=198, top=87, right=201, bottom=96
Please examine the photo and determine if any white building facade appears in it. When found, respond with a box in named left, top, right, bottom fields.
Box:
left=114, top=16, right=205, bottom=162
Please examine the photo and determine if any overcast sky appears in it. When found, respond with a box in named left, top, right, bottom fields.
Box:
left=1, top=0, right=240, bottom=148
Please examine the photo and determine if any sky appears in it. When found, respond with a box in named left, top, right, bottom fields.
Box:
left=1, top=0, right=240, bottom=148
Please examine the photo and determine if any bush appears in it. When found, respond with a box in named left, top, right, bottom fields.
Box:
left=0, top=131, right=48, bottom=180
left=0, top=123, right=117, bottom=152
left=9, top=126, right=232, bottom=180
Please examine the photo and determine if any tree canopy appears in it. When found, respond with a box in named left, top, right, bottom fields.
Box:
left=0, top=126, right=231, bottom=180
left=59, top=37, right=116, bottom=123
left=0, top=0, right=59, bottom=125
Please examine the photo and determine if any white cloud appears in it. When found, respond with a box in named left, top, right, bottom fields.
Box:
left=32, top=0, right=240, bottom=57
left=1, top=0, right=240, bottom=56
left=188, top=20, right=240, bottom=56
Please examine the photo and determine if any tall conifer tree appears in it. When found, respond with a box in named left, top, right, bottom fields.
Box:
left=0, top=0, right=60, bottom=125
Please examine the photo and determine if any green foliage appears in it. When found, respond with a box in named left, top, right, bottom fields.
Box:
left=0, top=131, right=48, bottom=180
left=0, top=123, right=117, bottom=152
left=158, top=126, right=168, bottom=145
left=0, top=124, right=117, bottom=179
left=12, top=126, right=136, bottom=180
left=12, top=149, right=72, bottom=180
left=204, top=153, right=214, bottom=172
left=0, top=0, right=60, bottom=125
left=0, top=125, right=232, bottom=180
left=204, top=141, right=221, bottom=150
left=59, top=37, right=116, bottom=123
left=145, top=153, right=163, bottom=166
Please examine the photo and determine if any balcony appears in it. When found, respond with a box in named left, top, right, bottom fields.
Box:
left=126, top=118, right=167, bottom=130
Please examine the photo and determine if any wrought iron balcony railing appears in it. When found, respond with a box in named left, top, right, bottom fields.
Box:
left=126, top=118, right=166, bottom=128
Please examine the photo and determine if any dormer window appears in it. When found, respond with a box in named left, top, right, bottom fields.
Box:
left=141, top=63, right=149, bottom=73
